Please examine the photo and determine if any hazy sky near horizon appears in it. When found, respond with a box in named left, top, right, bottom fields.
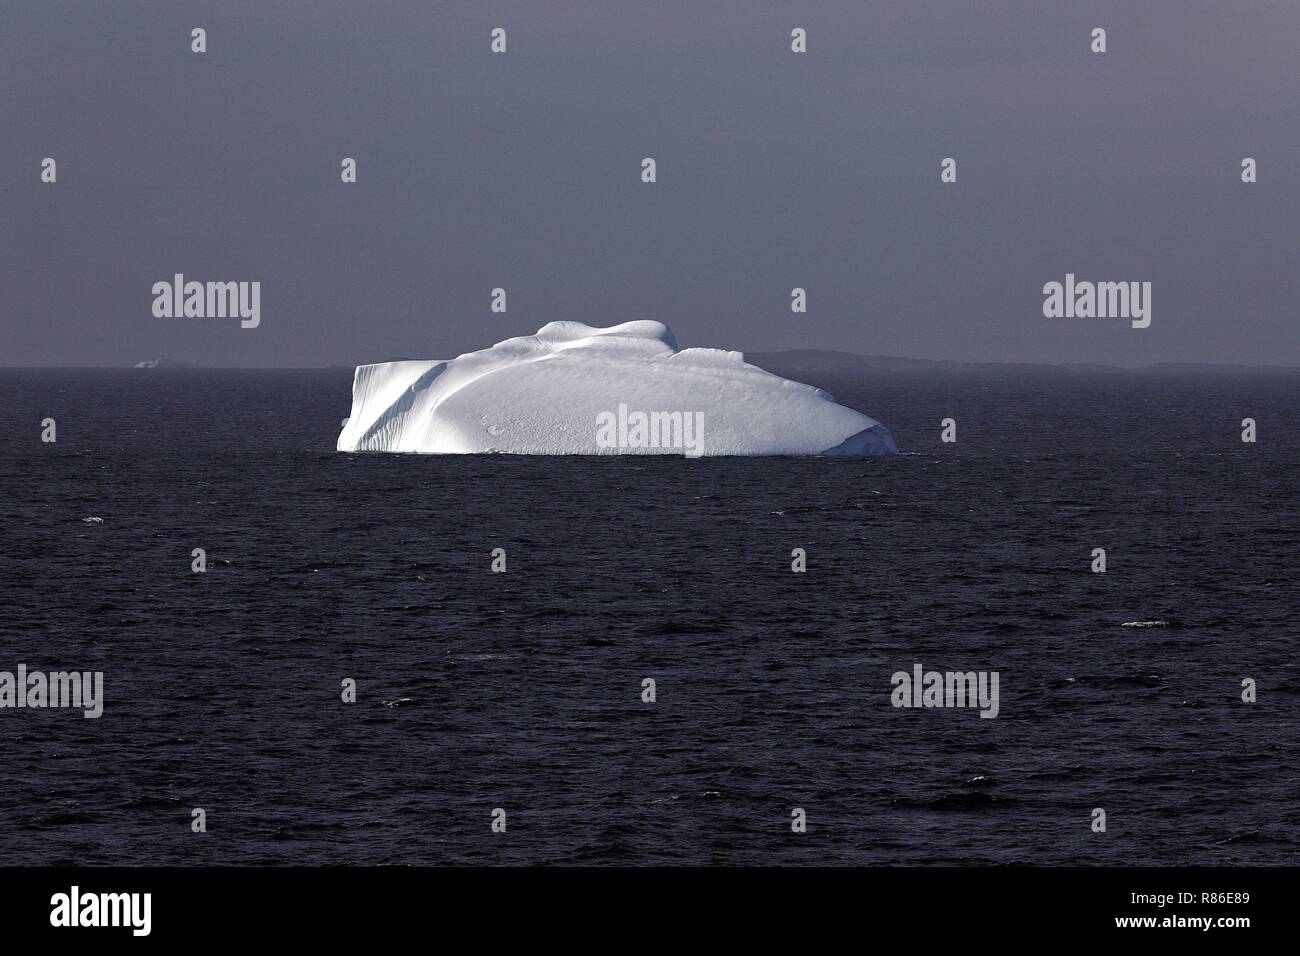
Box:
left=2, top=1, right=1297, bottom=367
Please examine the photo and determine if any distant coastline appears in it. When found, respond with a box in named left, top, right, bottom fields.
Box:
left=744, top=350, right=1300, bottom=376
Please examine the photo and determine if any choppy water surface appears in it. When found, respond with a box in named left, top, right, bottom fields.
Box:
left=0, top=367, right=1295, bottom=864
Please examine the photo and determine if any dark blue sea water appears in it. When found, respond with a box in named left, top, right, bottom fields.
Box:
left=0, top=367, right=1296, bottom=865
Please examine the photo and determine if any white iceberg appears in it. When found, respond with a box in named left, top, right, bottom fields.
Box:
left=336, top=321, right=897, bottom=456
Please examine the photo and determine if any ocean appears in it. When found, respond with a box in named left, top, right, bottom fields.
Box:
left=0, top=366, right=1295, bottom=865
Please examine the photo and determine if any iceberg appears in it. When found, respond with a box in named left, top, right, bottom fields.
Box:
left=133, top=358, right=199, bottom=369
left=336, top=321, right=897, bottom=456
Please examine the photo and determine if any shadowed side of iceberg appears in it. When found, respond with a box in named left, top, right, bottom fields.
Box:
left=818, top=422, right=898, bottom=455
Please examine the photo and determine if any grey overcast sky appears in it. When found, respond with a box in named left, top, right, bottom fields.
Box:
left=2, top=0, right=1297, bottom=367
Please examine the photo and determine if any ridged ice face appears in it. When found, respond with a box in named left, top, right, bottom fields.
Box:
left=337, top=322, right=897, bottom=456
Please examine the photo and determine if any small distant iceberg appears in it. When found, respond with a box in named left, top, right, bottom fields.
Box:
left=337, top=321, right=897, bottom=456
left=134, top=359, right=199, bottom=369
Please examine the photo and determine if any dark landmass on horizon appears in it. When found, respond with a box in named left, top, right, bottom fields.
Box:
left=745, top=350, right=1300, bottom=375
